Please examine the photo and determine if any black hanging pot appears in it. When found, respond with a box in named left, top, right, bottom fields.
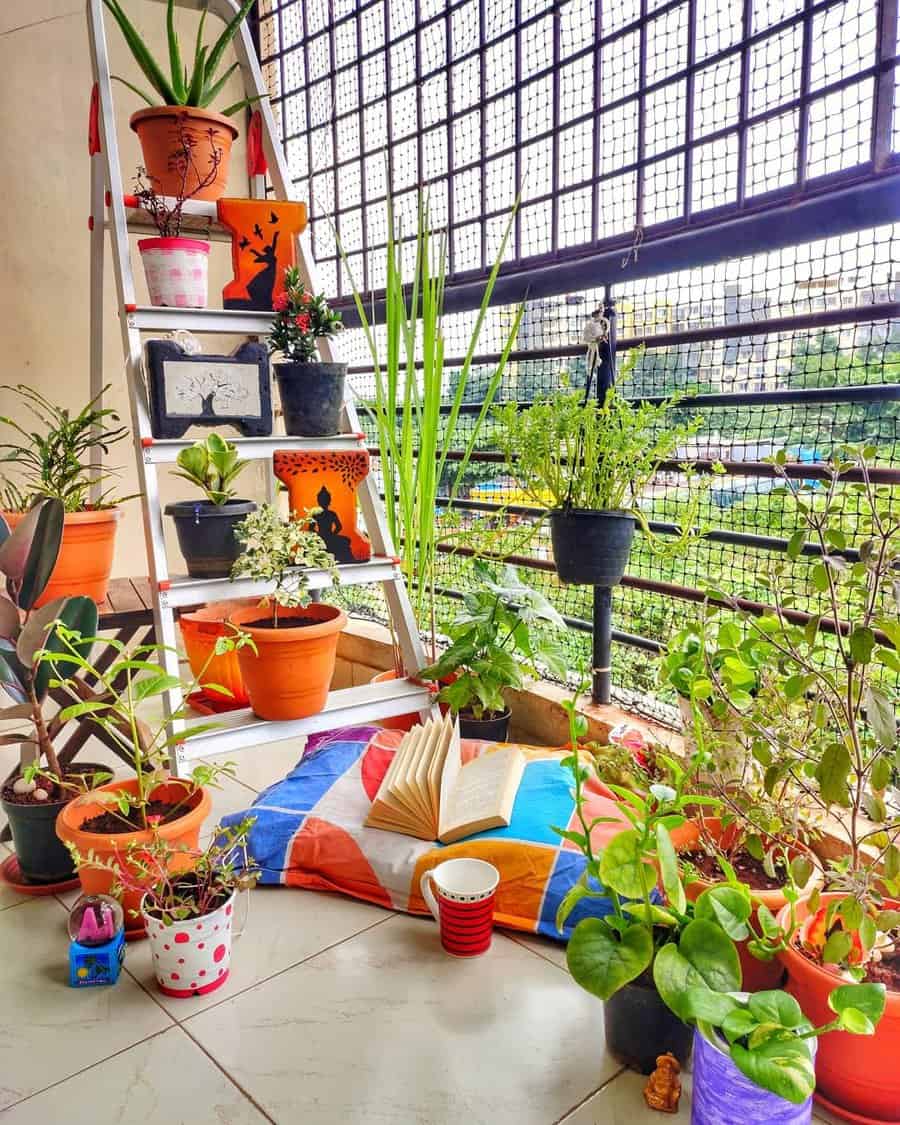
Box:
left=458, top=708, right=511, bottom=742
left=604, top=980, right=694, bottom=1074
left=165, top=499, right=257, bottom=578
left=548, top=508, right=635, bottom=586
left=275, top=361, right=347, bottom=436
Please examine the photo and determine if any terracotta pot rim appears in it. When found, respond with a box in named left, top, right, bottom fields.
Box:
left=180, top=598, right=259, bottom=625
left=3, top=506, right=120, bottom=525
left=129, top=104, right=239, bottom=139
left=777, top=893, right=900, bottom=1005
left=229, top=603, right=347, bottom=642
left=56, top=777, right=211, bottom=846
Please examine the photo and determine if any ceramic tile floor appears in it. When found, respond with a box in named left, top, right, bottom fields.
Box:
left=0, top=736, right=841, bottom=1125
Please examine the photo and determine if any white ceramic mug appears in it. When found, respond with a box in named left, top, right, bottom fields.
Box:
left=420, top=858, right=499, bottom=956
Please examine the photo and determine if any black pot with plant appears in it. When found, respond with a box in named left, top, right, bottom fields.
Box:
left=165, top=433, right=255, bottom=577
left=420, top=561, right=566, bottom=741
left=268, top=266, right=345, bottom=436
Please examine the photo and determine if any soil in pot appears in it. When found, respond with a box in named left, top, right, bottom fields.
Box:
left=275, top=362, right=347, bottom=436
left=166, top=499, right=256, bottom=578
left=864, top=949, right=900, bottom=991
left=549, top=508, right=635, bottom=586
left=78, top=799, right=190, bottom=835
left=603, top=977, right=693, bottom=1074
left=458, top=709, right=510, bottom=742
left=689, top=848, right=789, bottom=892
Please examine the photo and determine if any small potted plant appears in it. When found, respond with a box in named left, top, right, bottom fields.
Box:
left=0, top=499, right=106, bottom=885
left=102, top=0, right=258, bottom=200
left=268, top=266, right=344, bottom=436
left=419, top=561, right=566, bottom=741
left=164, top=433, right=255, bottom=576
left=50, top=624, right=249, bottom=937
left=0, top=385, right=132, bottom=605
left=494, top=342, right=712, bottom=586
left=72, top=816, right=259, bottom=997
left=228, top=504, right=346, bottom=720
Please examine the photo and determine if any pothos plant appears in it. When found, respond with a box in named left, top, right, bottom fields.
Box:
left=230, top=503, right=339, bottom=626
left=419, top=561, right=566, bottom=719
left=268, top=266, right=342, bottom=362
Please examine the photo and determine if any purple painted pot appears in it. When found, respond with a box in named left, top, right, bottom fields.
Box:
left=690, top=1026, right=814, bottom=1125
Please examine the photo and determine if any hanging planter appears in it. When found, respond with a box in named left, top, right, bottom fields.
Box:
left=138, top=237, right=210, bottom=308
left=548, top=508, right=635, bottom=586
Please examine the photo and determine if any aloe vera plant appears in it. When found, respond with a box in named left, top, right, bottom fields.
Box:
left=103, top=0, right=259, bottom=116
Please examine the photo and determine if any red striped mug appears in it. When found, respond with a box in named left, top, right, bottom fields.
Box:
left=420, top=858, right=499, bottom=957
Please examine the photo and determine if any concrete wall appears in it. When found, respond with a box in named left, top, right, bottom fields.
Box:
left=0, top=2, right=263, bottom=579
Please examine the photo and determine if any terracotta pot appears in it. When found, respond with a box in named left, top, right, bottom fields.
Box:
left=683, top=817, right=821, bottom=992
left=129, top=106, right=237, bottom=201
left=777, top=894, right=900, bottom=1123
left=370, top=669, right=454, bottom=731
left=139, top=237, right=210, bottom=308
left=143, top=888, right=236, bottom=998
left=179, top=599, right=257, bottom=705
left=56, top=778, right=211, bottom=939
left=229, top=602, right=347, bottom=720
left=3, top=507, right=120, bottom=607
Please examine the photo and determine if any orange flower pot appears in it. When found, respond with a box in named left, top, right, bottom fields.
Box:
left=229, top=603, right=347, bottom=720
left=179, top=599, right=257, bottom=705
left=55, top=777, right=211, bottom=939
left=130, top=106, right=237, bottom=201
left=777, top=894, right=900, bottom=1122
left=682, top=817, right=822, bottom=992
left=3, top=507, right=120, bottom=607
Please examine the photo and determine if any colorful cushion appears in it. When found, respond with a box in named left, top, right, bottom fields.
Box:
left=221, top=724, right=632, bottom=941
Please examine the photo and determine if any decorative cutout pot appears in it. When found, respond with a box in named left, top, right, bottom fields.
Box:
left=130, top=106, right=237, bottom=201
left=139, top=237, right=210, bottom=308
left=548, top=508, right=635, bottom=586
left=143, top=889, right=236, bottom=998
left=273, top=449, right=371, bottom=563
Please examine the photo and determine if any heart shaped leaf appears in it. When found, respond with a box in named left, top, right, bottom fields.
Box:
left=566, top=918, right=653, bottom=1001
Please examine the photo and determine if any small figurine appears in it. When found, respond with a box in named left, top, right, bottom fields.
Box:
left=68, top=894, right=125, bottom=987
left=643, top=1052, right=682, bottom=1114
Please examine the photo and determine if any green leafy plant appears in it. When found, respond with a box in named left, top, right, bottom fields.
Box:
left=419, top=561, right=566, bottom=719
left=230, top=503, right=340, bottom=626
left=268, top=267, right=342, bottom=362
left=36, top=624, right=253, bottom=830
left=0, top=499, right=100, bottom=788
left=103, top=0, right=259, bottom=116
left=173, top=433, right=247, bottom=505
left=70, top=816, right=259, bottom=925
left=341, top=194, right=523, bottom=656
left=682, top=984, right=885, bottom=1104
left=0, top=385, right=132, bottom=513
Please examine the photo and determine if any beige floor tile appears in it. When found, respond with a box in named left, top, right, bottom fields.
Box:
left=508, top=931, right=569, bottom=970
left=125, top=886, right=391, bottom=1018
left=559, top=1068, right=690, bottom=1123
left=185, top=914, right=617, bottom=1125
left=0, top=898, right=172, bottom=1110
left=0, top=1025, right=268, bottom=1124
left=0, top=842, right=24, bottom=910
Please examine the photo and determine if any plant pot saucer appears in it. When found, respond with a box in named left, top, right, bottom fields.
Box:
left=0, top=853, right=80, bottom=896
left=814, top=1092, right=899, bottom=1125
left=187, top=690, right=247, bottom=715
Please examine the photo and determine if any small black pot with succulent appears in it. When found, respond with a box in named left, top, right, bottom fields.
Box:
left=268, top=266, right=344, bottom=436
left=419, top=561, right=566, bottom=741
left=165, top=433, right=255, bottom=578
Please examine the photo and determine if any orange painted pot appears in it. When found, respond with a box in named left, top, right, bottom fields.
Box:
left=3, top=507, right=120, bottom=607
left=229, top=602, right=347, bottom=720
left=777, top=894, right=900, bottom=1123
left=179, top=599, right=257, bottom=705
left=130, top=106, right=237, bottom=201
left=56, top=777, right=211, bottom=939
left=370, top=668, right=455, bottom=730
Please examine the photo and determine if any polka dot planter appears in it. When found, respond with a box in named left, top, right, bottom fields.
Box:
left=142, top=890, right=235, bottom=999
left=138, top=236, right=210, bottom=308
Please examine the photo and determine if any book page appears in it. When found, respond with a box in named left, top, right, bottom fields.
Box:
left=365, top=727, right=428, bottom=833
left=394, top=720, right=438, bottom=825
left=426, top=712, right=455, bottom=817
left=437, top=745, right=526, bottom=844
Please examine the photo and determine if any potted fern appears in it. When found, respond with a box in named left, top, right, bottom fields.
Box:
left=102, top=0, right=258, bottom=200
left=165, top=433, right=255, bottom=577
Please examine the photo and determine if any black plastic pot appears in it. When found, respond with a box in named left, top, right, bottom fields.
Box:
left=165, top=499, right=257, bottom=578
left=603, top=980, right=693, bottom=1074
left=548, top=508, right=635, bottom=586
left=275, top=361, right=347, bottom=436
left=458, top=708, right=511, bottom=742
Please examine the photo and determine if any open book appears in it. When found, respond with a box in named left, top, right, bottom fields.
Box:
left=364, top=712, right=525, bottom=844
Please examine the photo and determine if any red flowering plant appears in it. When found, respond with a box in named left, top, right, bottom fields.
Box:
left=268, top=265, right=342, bottom=362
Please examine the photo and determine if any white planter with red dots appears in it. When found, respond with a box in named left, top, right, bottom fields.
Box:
left=142, top=890, right=236, bottom=998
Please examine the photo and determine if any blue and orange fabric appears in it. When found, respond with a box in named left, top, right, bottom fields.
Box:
left=221, top=724, right=632, bottom=941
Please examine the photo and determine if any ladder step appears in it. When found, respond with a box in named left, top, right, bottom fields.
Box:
left=119, top=195, right=233, bottom=242
left=175, top=678, right=435, bottom=761
left=144, top=435, right=367, bottom=463
left=127, top=306, right=274, bottom=334
left=161, top=557, right=401, bottom=608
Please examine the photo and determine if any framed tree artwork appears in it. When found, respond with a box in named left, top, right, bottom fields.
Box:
left=145, top=340, right=273, bottom=438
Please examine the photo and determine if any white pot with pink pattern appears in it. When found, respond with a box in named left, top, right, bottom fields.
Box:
left=142, top=889, right=236, bottom=998
left=138, top=236, right=209, bottom=308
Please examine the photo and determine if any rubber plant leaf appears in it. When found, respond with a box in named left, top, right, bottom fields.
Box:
left=0, top=647, right=27, bottom=703
left=0, top=597, right=19, bottom=641
left=0, top=498, right=64, bottom=610
left=32, top=597, right=99, bottom=702
left=16, top=597, right=69, bottom=668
